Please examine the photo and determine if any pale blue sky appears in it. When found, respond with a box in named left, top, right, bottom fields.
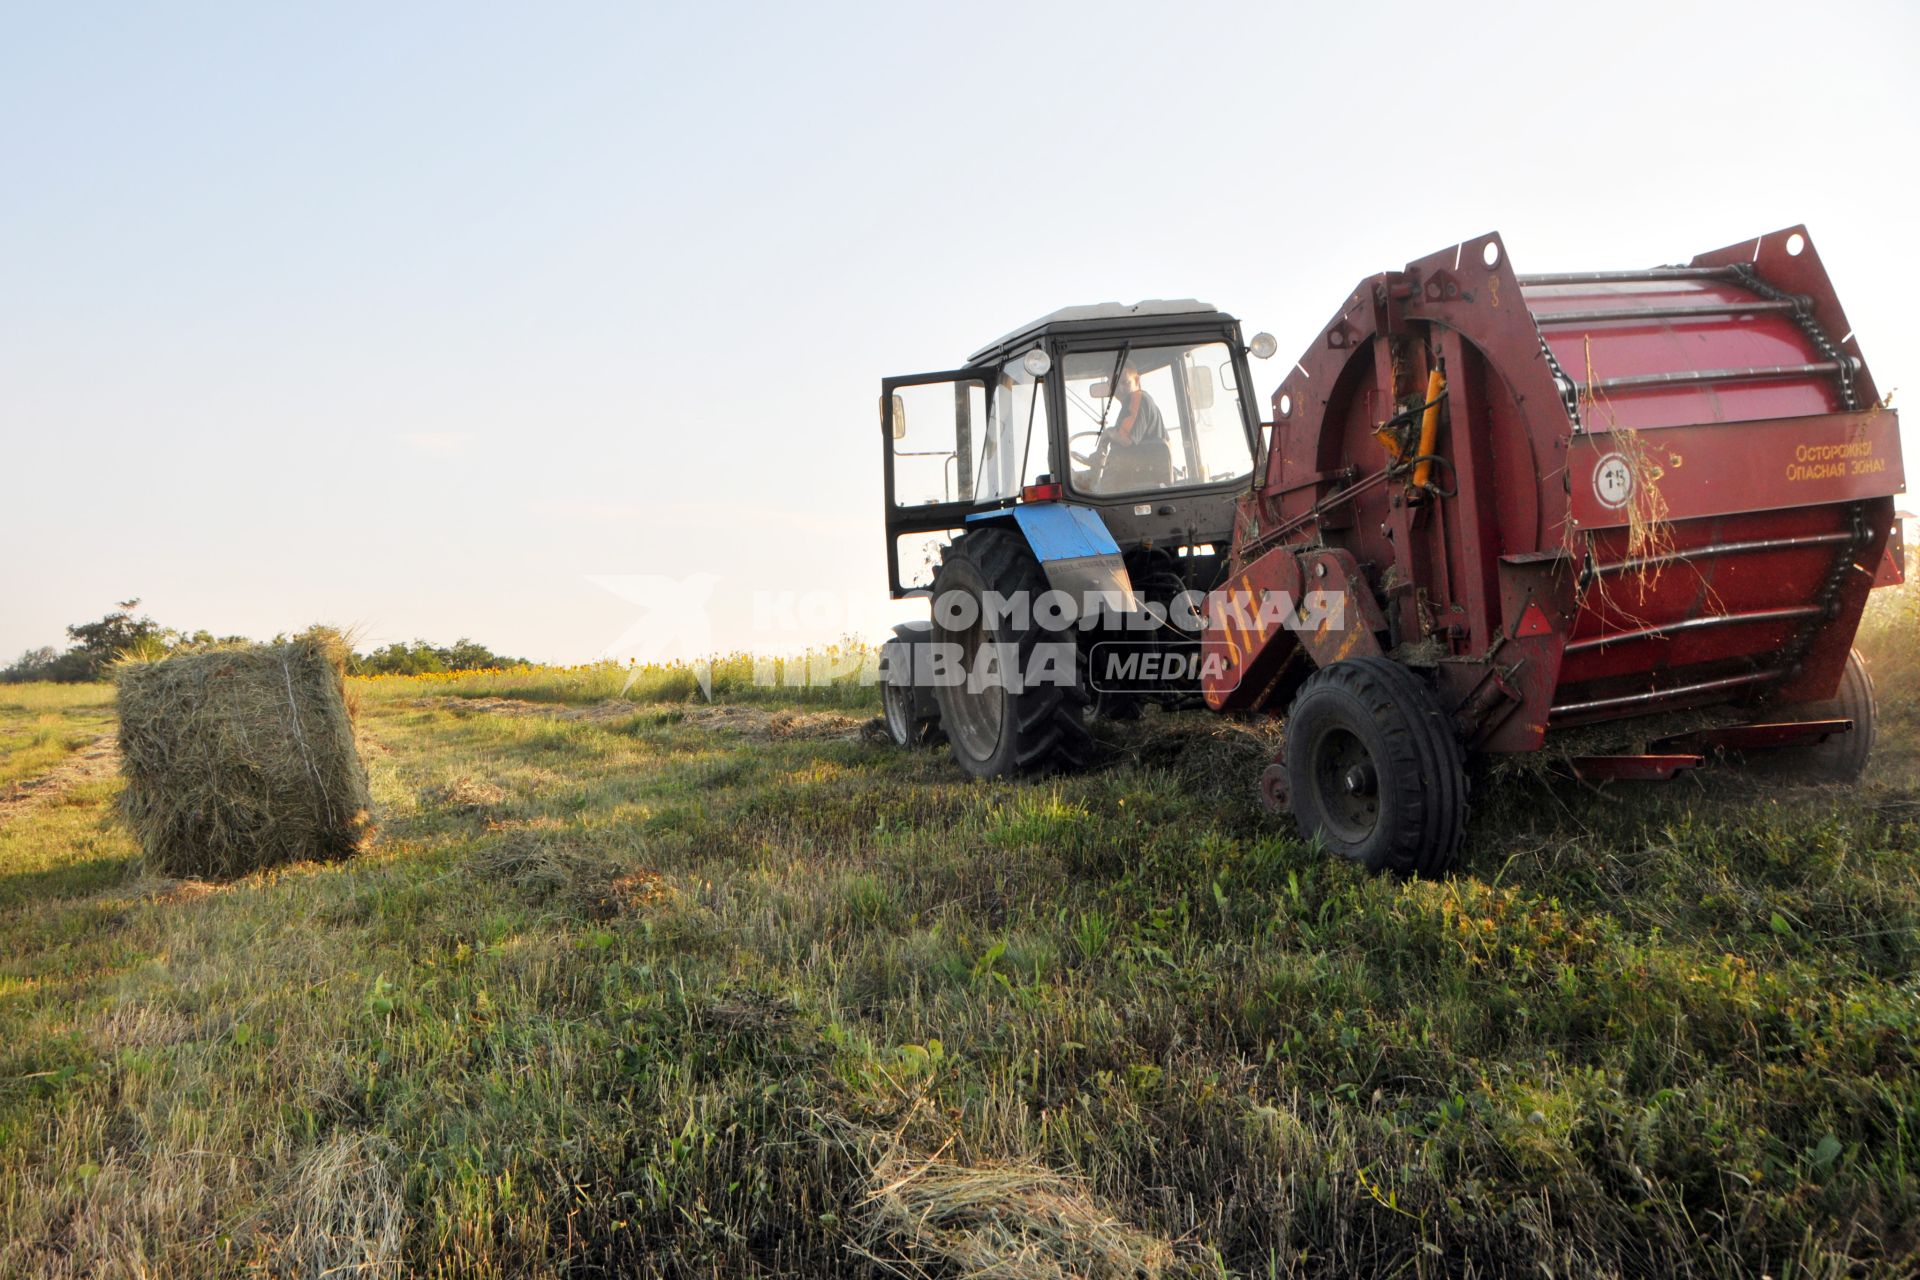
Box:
left=3, top=1, right=1914, bottom=663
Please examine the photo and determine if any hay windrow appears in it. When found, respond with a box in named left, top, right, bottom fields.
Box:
left=115, top=634, right=372, bottom=879
left=0, top=732, right=118, bottom=829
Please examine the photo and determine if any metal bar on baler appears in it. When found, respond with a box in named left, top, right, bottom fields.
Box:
left=1256, top=465, right=1396, bottom=548
left=1548, top=668, right=1784, bottom=722
left=1516, top=267, right=1739, bottom=287
left=1588, top=530, right=1856, bottom=580
left=1534, top=300, right=1801, bottom=326
left=1578, top=359, right=1857, bottom=394
left=1563, top=606, right=1825, bottom=655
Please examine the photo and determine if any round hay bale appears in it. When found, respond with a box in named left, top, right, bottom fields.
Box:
left=115, top=633, right=373, bottom=879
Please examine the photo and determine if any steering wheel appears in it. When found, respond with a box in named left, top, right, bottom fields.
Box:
left=1068, top=429, right=1109, bottom=468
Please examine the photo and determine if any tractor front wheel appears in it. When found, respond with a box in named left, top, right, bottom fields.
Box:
left=930, top=528, right=1092, bottom=778
left=880, top=635, right=940, bottom=747
left=1284, top=657, right=1467, bottom=876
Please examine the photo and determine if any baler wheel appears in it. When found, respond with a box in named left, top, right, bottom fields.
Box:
left=1284, top=657, right=1467, bottom=876
left=880, top=636, right=941, bottom=748
left=930, top=528, right=1093, bottom=778
left=1759, top=648, right=1877, bottom=782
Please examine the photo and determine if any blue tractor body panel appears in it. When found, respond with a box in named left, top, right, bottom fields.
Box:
left=965, top=503, right=1136, bottom=609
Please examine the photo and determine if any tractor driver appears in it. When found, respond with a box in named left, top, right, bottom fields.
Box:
left=1098, top=360, right=1173, bottom=492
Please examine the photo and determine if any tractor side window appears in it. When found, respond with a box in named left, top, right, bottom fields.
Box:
left=978, top=356, right=1052, bottom=501
left=889, top=379, right=985, bottom=507
left=893, top=529, right=952, bottom=591
left=1183, top=343, right=1257, bottom=486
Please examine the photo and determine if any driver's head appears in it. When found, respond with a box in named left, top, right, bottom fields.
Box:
left=1117, top=362, right=1142, bottom=393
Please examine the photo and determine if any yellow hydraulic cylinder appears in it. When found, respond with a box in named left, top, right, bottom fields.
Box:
left=1413, top=369, right=1446, bottom=488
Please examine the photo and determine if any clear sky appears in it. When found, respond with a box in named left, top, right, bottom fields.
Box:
left=3, top=1, right=1915, bottom=665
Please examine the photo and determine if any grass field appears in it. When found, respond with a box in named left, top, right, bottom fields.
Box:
left=0, top=590, right=1915, bottom=1278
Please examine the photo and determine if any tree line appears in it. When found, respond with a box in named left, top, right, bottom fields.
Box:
left=1, top=601, right=528, bottom=683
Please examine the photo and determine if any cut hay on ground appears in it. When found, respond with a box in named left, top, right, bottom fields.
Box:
left=472, top=826, right=610, bottom=899
left=862, top=1146, right=1180, bottom=1280
left=472, top=825, right=662, bottom=918
left=1115, top=709, right=1283, bottom=801
left=116, top=634, right=372, bottom=879
left=271, top=1133, right=404, bottom=1279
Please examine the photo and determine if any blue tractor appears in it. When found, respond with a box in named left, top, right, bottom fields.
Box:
left=879, top=302, right=1277, bottom=776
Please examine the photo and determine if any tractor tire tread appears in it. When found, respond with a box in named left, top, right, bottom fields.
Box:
left=932, top=527, right=1091, bottom=778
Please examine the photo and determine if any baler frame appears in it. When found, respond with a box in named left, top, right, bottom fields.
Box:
left=1201, top=228, right=1903, bottom=767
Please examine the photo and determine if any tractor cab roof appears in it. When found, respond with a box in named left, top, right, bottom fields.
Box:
left=968, top=300, right=1234, bottom=363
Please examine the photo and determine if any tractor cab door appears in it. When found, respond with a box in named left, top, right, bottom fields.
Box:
left=881, top=368, right=990, bottom=596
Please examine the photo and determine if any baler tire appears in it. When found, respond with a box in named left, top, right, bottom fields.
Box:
left=930, top=528, right=1093, bottom=778
left=880, top=637, right=941, bottom=748
left=1284, top=657, right=1467, bottom=877
left=1760, top=648, right=1877, bottom=783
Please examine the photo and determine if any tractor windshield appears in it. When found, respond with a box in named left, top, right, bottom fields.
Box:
left=1060, top=340, right=1256, bottom=496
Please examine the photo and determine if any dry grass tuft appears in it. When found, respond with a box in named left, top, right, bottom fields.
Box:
left=424, top=775, right=508, bottom=815
left=862, top=1146, right=1182, bottom=1280
left=472, top=827, right=660, bottom=918
left=599, top=868, right=667, bottom=915
left=271, top=1133, right=404, bottom=1280
left=680, top=704, right=869, bottom=741
left=142, top=877, right=231, bottom=906
left=473, top=829, right=604, bottom=896
left=1117, top=710, right=1283, bottom=798
left=115, top=634, right=371, bottom=879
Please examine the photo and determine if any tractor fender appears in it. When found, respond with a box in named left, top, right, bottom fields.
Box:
left=963, top=504, right=1137, bottom=615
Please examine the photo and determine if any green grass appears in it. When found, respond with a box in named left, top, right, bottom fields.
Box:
left=0, top=632, right=1915, bottom=1277
left=0, top=684, right=114, bottom=788
left=352, top=643, right=883, bottom=710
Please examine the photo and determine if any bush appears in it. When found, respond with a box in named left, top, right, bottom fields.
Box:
left=351, top=639, right=528, bottom=676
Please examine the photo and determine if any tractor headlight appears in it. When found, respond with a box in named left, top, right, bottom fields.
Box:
left=1248, top=332, right=1278, bottom=360
left=1022, top=349, right=1052, bottom=378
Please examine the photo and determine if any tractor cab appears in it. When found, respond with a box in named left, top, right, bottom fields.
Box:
left=876, top=304, right=1277, bottom=774
left=880, top=302, right=1275, bottom=596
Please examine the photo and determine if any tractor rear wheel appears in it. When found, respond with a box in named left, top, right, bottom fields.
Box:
left=1284, top=657, right=1467, bottom=876
left=1759, top=648, right=1877, bottom=782
left=930, top=528, right=1092, bottom=778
